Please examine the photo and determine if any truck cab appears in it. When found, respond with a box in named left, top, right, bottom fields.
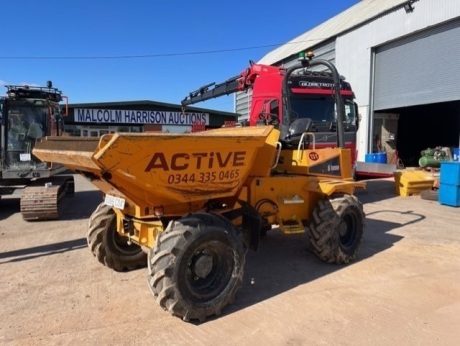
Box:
left=251, top=69, right=359, bottom=161
left=181, top=55, right=360, bottom=166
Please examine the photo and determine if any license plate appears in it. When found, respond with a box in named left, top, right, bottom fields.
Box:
left=104, top=194, right=126, bottom=210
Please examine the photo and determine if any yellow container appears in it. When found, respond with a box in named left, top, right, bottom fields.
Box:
left=394, top=170, right=436, bottom=196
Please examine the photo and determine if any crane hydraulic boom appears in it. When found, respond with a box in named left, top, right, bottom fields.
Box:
left=181, top=62, right=265, bottom=106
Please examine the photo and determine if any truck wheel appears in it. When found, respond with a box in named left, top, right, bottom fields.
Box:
left=307, top=194, right=364, bottom=264
left=147, top=214, right=245, bottom=322
left=87, top=203, right=147, bottom=271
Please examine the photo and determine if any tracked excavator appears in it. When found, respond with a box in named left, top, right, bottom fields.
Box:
left=0, top=82, right=74, bottom=220
left=32, top=55, right=366, bottom=322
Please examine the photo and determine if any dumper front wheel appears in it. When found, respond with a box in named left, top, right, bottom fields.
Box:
left=87, top=203, right=147, bottom=271
left=308, top=194, right=364, bottom=264
left=148, top=214, right=245, bottom=322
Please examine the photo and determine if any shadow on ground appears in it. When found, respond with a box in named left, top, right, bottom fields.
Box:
left=355, top=178, right=397, bottom=204
left=59, top=190, right=102, bottom=220
left=0, top=197, right=20, bottom=220
left=0, top=238, right=87, bottom=264
left=214, top=206, right=424, bottom=323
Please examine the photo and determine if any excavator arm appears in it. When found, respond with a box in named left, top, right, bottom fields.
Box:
left=181, top=62, right=261, bottom=106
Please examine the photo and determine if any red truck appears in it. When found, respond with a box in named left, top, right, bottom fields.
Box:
left=182, top=53, right=359, bottom=173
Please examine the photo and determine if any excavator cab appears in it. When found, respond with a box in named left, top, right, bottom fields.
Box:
left=1, top=84, right=65, bottom=172
left=1, top=84, right=73, bottom=221
left=5, top=104, right=47, bottom=166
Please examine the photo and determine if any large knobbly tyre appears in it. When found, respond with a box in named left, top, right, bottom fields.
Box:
left=308, top=194, right=364, bottom=264
left=87, top=203, right=147, bottom=271
left=147, top=213, right=245, bottom=322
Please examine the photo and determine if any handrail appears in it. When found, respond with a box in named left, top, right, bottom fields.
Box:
left=272, top=141, right=282, bottom=169
left=297, top=132, right=316, bottom=162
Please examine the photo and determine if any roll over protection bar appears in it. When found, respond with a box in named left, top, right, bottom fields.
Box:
left=282, top=59, right=346, bottom=149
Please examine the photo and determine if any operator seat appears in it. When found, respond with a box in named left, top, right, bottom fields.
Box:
left=279, top=118, right=313, bottom=149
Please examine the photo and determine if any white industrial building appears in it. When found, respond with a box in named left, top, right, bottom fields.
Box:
left=236, top=0, right=460, bottom=166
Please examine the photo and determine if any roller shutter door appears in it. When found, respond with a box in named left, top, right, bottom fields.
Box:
left=374, top=19, right=460, bottom=111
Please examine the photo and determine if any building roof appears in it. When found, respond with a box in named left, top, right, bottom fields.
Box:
left=258, top=0, right=409, bottom=65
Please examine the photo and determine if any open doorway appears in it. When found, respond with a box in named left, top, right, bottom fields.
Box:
left=375, top=100, right=460, bottom=167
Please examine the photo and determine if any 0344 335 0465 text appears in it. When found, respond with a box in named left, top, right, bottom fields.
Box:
left=166, top=169, right=241, bottom=185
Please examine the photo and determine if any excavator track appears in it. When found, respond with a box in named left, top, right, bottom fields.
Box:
left=20, top=175, right=75, bottom=221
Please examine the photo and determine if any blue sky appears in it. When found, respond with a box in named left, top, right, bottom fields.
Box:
left=1, top=0, right=360, bottom=112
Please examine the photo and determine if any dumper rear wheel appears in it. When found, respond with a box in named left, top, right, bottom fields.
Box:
left=148, top=213, right=245, bottom=322
left=87, top=203, right=147, bottom=271
left=307, top=194, right=364, bottom=264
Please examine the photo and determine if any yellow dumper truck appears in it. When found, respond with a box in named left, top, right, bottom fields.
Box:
left=33, top=57, right=365, bottom=322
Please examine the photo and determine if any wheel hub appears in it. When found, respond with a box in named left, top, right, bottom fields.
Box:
left=192, top=252, right=213, bottom=279
left=338, top=213, right=358, bottom=250
left=338, top=220, right=348, bottom=236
